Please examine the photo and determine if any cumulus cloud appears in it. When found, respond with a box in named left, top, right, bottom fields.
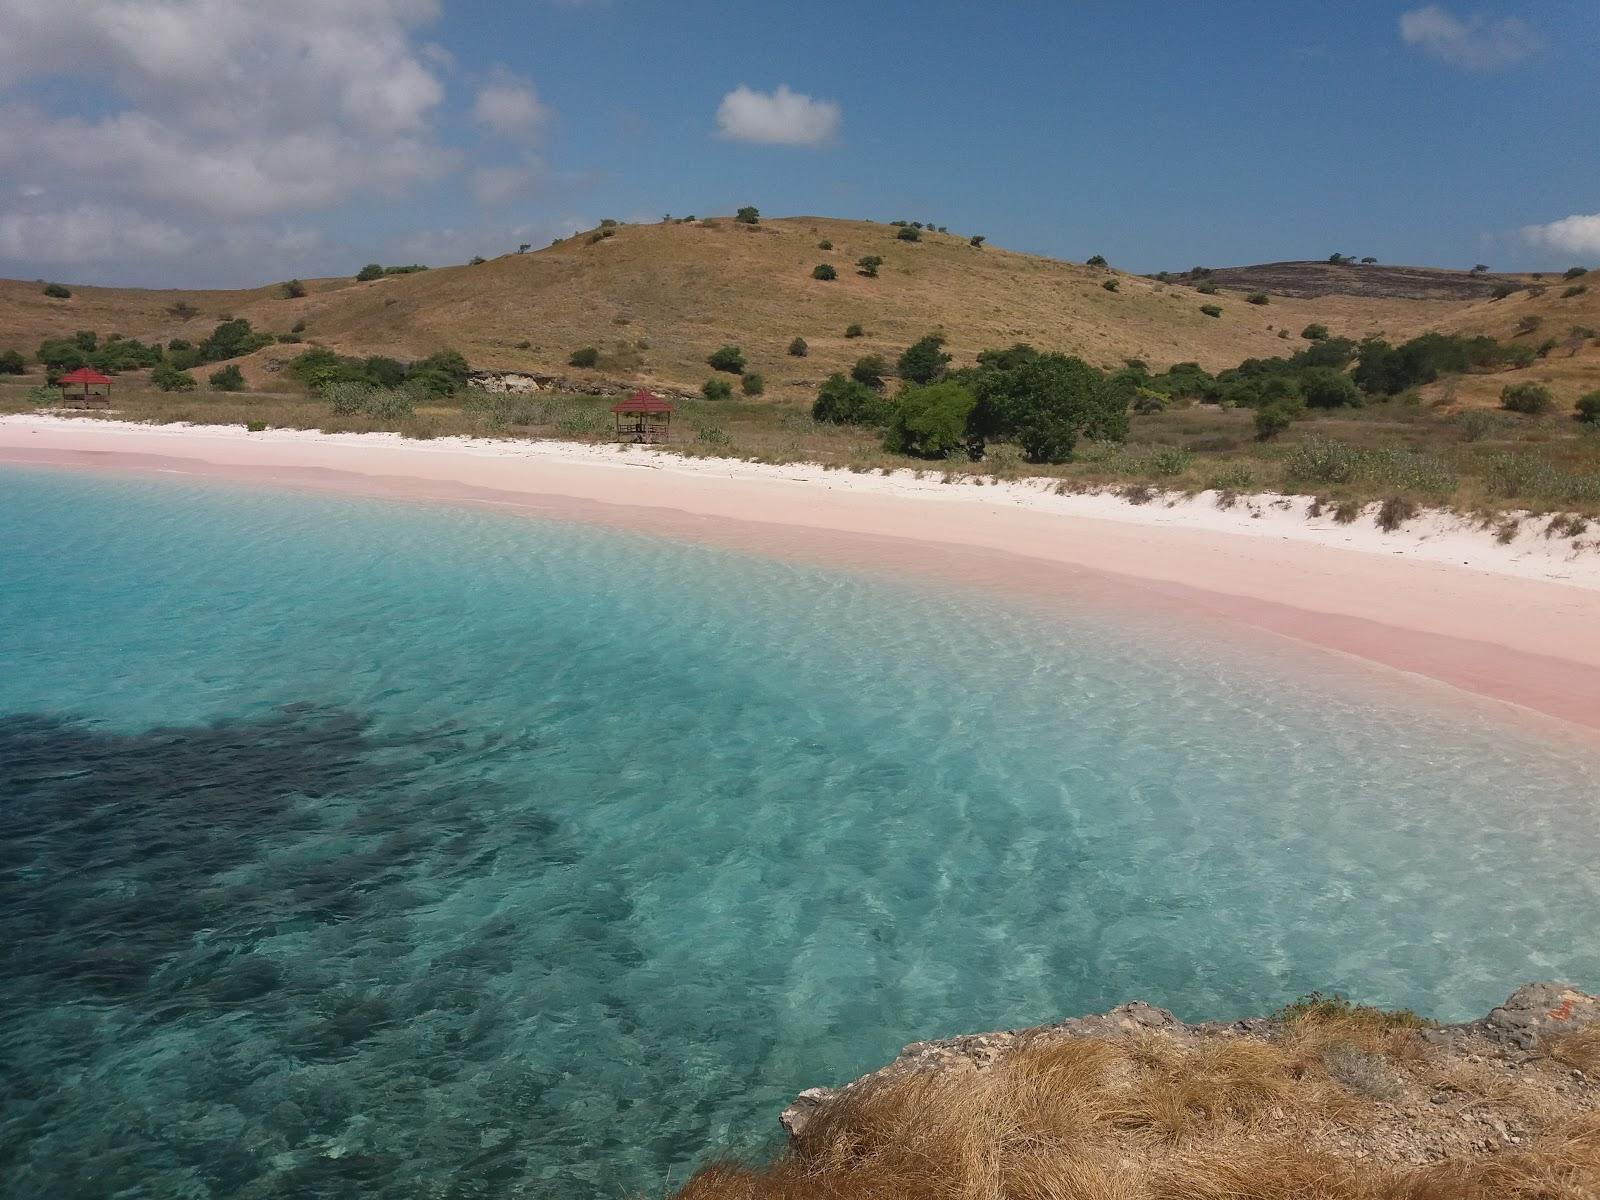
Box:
left=715, top=84, right=840, bottom=146
left=472, top=72, right=551, bottom=138
left=1398, top=5, right=1541, bottom=69
left=472, top=163, right=544, bottom=207
left=1521, top=213, right=1600, bottom=260
left=0, top=203, right=192, bottom=262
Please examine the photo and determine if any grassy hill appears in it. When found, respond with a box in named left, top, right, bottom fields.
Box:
left=3, top=217, right=1478, bottom=396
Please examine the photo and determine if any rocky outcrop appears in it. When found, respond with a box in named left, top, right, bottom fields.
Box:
left=780, top=983, right=1599, bottom=1139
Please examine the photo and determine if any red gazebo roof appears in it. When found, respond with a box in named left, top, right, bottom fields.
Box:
left=610, top=389, right=673, bottom=413
left=58, top=367, right=113, bottom=385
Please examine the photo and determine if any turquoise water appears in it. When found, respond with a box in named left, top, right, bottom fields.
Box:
left=2, top=466, right=1597, bottom=1198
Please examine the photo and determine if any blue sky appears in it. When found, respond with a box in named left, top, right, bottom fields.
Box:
left=1, top=0, right=1596, bottom=286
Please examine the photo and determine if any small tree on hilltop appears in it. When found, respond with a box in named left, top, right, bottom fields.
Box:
left=1564, top=266, right=1589, bottom=280
left=356, top=263, right=384, bottom=281
left=735, top=207, right=760, bottom=225
left=282, top=279, right=307, bottom=298
left=970, top=235, right=986, bottom=248
left=898, top=334, right=951, bottom=385
left=43, top=283, right=71, bottom=299
left=897, top=225, right=921, bottom=242
left=1086, top=254, right=1107, bottom=267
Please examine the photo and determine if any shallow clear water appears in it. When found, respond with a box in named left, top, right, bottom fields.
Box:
left=1, top=466, right=1597, bottom=1198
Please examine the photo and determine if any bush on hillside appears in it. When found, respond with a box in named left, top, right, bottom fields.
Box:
left=208, top=364, right=246, bottom=391
left=326, top=382, right=417, bottom=420
left=42, top=283, right=71, bottom=299
left=970, top=351, right=1124, bottom=463
left=1196, top=282, right=1218, bottom=295
left=701, top=378, right=733, bottom=401
left=857, top=255, right=882, bottom=277
left=1576, top=391, right=1600, bottom=424
left=1501, top=382, right=1554, bottom=414
left=741, top=372, right=765, bottom=396
left=851, top=355, right=890, bottom=390
left=818, top=240, right=833, bottom=250
left=970, top=235, right=985, bottom=248
left=1254, top=402, right=1297, bottom=441
left=1491, top=283, right=1518, bottom=300
left=707, top=345, right=746, bottom=374
left=812, top=263, right=838, bottom=281
left=1086, top=254, right=1107, bottom=267
left=898, top=333, right=951, bottom=385
left=282, top=279, right=307, bottom=298
left=1301, top=366, right=1362, bottom=408
left=152, top=364, right=197, bottom=392
left=1565, top=267, right=1589, bottom=280
left=469, top=256, right=487, bottom=266
left=1102, top=279, right=1119, bottom=292
left=569, top=346, right=600, bottom=368
left=885, top=381, right=977, bottom=458
left=788, top=337, right=808, bottom=357
left=0, top=349, right=25, bottom=374
left=735, top=207, right=760, bottom=225
left=896, top=226, right=921, bottom=242
left=812, top=373, right=893, bottom=427
left=1246, top=292, right=1269, bottom=305
left=844, top=324, right=864, bottom=338
left=1565, top=285, right=1589, bottom=298
left=1200, top=304, right=1222, bottom=318
left=355, top=264, right=384, bottom=281
left=198, top=318, right=274, bottom=364
left=1302, top=324, right=1330, bottom=341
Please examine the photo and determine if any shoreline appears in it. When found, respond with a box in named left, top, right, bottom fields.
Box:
left=4, top=413, right=1598, bottom=734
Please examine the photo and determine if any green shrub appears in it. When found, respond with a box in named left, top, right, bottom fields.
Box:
left=599, top=218, right=618, bottom=228
left=885, top=381, right=977, bottom=458
left=1145, top=446, right=1193, bottom=477
left=695, top=423, right=731, bottom=447
left=208, top=364, right=246, bottom=391
left=26, top=385, right=58, bottom=405
left=788, top=337, right=809, bottom=357
left=291, top=319, right=306, bottom=334
left=1086, top=254, right=1107, bottom=267
left=1500, top=381, right=1554, bottom=414
left=970, top=352, right=1122, bottom=463
left=1564, top=266, right=1589, bottom=280
left=969, top=235, right=985, bottom=248
left=1285, top=435, right=1361, bottom=484
left=469, top=256, right=487, bottom=266
left=818, top=240, right=833, bottom=250
left=197, top=318, right=273, bottom=363
left=812, top=373, right=893, bottom=426
left=851, top=355, right=890, bottom=390
left=735, top=207, right=760, bottom=225
left=1301, top=367, right=1362, bottom=409
left=898, top=334, right=951, bottom=385
left=1246, top=292, right=1269, bottom=305
left=812, top=263, right=837, bottom=281
left=707, top=345, right=746, bottom=374
left=896, top=226, right=921, bottom=242
left=856, top=255, right=883, bottom=277
left=1254, top=403, right=1296, bottom=441
left=1455, top=409, right=1510, bottom=441
left=844, top=324, right=864, bottom=339
left=741, top=372, right=765, bottom=396
left=42, top=283, right=71, bottom=299
left=1206, top=463, right=1255, bottom=491
left=569, top=346, right=600, bottom=368
left=282, top=279, right=307, bottom=298
left=1490, top=283, right=1518, bottom=300
left=1564, top=284, right=1589, bottom=298
left=701, top=378, right=733, bottom=401
left=1102, top=279, right=1119, bottom=292
left=1199, top=304, right=1222, bottom=318
left=152, top=364, right=197, bottom=392
left=245, top=420, right=267, bottom=432
left=1196, top=282, right=1218, bottom=295
left=355, top=263, right=383, bottom=281
left=1577, top=391, right=1600, bottom=424
left=1302, top=323, right=1330, bottom=341
left=0, top=349, right=25, bottom=374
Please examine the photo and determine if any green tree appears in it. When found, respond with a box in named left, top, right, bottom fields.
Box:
left=1254, top=403, right=1297, bottom=441
left=788, top=337, right=808, bottom=357
left=811, top=263, right=837, bottom=281
left=851, top=355, right=890, bottom=391
left=1576, top=391, right=1600, bottom=424
left=1246, top=292, right=1269, bottom=305
left=885, top=381, right=977, bottom=458
left=702, top=378, right=733, bottom=400
left=42, top=283, right=71, bottom=298
left=898, top=334, right=951, bottom=385
left=856, top=255, right=883, bottom=277
left=0, top=349, right=25, bottom=374
left=844, top=324, right=864, bottom=338
left=818, top=240, right=833, bottom=250
left=741, top=372, right=765, bottom=396
left=1500, top=382, right=1553, bottom=414
left=735, top=206, right=760, bottom=225
left=569, top=346, right=600, bottom=368
left=896, top=225, right=921, bottom=242
left=1564, top=266, right=1589, bottom=280
left=971, top=353, right=1121, bottom=463
left=152, top=363, right=198, bottom=392
left=707, top=345, right=746, bottom=374
left=1086, top=254, right=1107, bottom=267
left=208, top=364, right=246, bottom=391
left=199, top=318, right=273, bottom=363
left=1102, top=279, right=1119, bottom=292
left=1200, top=304, right=1223, bottom=318
left=969, top=235, right=986, bottom=248
left=1301, top=366, right=1362, bottom=408
left=282, top=279, right=307, bottom=298
left=812, top=373, right=893, bottom=426
left=469, top=255, right=487, bottom=266
left=356, top=263, right=384, bottom=281
left=1301, top=323, right=1330, bottom=341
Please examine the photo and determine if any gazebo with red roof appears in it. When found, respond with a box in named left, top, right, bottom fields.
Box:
left=610, top=389, right=674, bottom=444
left=57, top=366, right=113, bottom=409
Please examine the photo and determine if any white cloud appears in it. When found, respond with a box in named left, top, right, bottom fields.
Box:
left=0, top=203, right=192, bottom=262
left=1521, top=213, right=1600, bottom=260
left=472, top=162, right=544, bottom=207
left=715, top=84, right=840, bottom=146
left=472, top=72, right=551, bottom=138
left=1399, top=5, right=1541, bottom=69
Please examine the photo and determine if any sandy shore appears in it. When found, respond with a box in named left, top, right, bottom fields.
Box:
left=3, top=414, right=1598, bottom=733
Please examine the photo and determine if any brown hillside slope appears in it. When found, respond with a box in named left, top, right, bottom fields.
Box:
left=2, top=218, right=1468, bottom=394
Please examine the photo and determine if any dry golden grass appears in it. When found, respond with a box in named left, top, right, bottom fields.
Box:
left=671, top=1014, right=1600, bottom=1200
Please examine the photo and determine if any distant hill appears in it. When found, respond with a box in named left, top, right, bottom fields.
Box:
left=3, top=220, right=1590, bottom=398
left=1161, top=260, right=1533, bottom=301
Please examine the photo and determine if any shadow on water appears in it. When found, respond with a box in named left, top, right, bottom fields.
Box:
left=0, top=705, right=621, bottom=1200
